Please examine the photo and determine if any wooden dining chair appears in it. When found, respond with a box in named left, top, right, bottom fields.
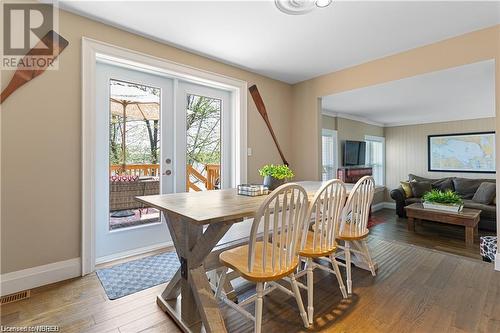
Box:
left=216, top=183, right=310, bottom=333
left=296, top=179, right=348, bottom=325
left=336, top=176, right=376, bottom=294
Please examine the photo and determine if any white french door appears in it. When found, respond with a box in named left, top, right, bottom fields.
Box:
left=95, top=62, right=174, bottom=261
left=94, top=62, right=233, bottom=263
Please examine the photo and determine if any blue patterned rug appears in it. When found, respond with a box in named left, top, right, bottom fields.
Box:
left=96, top=251, right=180, bottom=300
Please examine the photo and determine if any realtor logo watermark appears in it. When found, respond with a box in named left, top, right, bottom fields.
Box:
left=1, top=1, right=59, bottom=70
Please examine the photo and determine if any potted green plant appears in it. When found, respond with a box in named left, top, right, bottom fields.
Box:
left=258, top=164, right=294, bottom=190
left=422, top=189, right=464, bottom=213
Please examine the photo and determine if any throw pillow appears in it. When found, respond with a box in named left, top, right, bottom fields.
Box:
left=432, top=178, right=454, bottom=192
left=408, top=174, right=433, bottom=183
left=472, top=182, right=496, bottom=205
left=400, top=181, right=413, bottom=198
left=453, top=178, right=489, bottom=199
left=410, top=181, right=432, bottom=198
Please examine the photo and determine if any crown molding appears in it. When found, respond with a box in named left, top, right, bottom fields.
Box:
left=383, top=115, right=494, bottom=127
left=322, top=109, right=494, bottom=128
left=322, top=110, right=385, bottom=127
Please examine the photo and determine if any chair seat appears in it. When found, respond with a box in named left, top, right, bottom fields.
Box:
left=219, top=241, right=299, bottom=283
left=299, top=231, right=337, bottom=258
left=337, top=228, right=369, bottom=240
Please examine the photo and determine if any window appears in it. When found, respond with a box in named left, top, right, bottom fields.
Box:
left=322, top=129, right=338, bottom=181
left=365, top=135, right=385, bottom=186
left=185, top=93, right=222, bottom=191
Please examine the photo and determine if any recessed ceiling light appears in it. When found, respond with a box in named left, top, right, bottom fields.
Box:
left=316, top=0, right=332, bottom=8
left=275, top=0, right=316, bottom=15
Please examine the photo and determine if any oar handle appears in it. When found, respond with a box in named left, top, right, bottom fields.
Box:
left=1, top=30, right=69, bottom=105
left=1, top=75, right=27, bottom=104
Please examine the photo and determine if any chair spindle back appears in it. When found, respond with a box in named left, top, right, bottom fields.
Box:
left=302, top=179, right=346, bottom=253
left=340, top=176, right=375, bottom=235
left=248, top=183, right=309, bottom=273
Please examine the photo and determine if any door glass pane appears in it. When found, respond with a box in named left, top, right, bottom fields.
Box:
left=108, top=79, right=161, bottom=230
left=322, top=131, right=336, bottom=181
left=185, top=94, right=222, bottom=191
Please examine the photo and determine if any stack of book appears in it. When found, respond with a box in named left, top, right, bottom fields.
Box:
left=237, top=184, right=269, bottom=197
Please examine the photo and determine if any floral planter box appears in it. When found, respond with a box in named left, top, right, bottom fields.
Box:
left=422, top=201, right=463, bottom=213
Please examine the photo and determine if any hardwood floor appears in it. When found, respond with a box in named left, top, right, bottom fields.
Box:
left=1, top=209, right=499, bottom=332
left=370, top=209, right=496, bottom=260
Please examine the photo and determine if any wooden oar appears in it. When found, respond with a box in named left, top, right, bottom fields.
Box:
left=1, top=30, right=69, bottom=104
left=249, top=84, right=289, bottom=166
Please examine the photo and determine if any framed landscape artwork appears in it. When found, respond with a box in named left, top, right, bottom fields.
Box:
left=428, top=131, right=495, bottom=173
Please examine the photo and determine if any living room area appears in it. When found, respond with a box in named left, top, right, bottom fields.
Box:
left=320, top=59, right=497, bottom=261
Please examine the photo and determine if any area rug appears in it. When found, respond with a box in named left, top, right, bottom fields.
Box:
left=367, top=215, right=386, bottom=229
left=96, top=251, right=179, bottom=300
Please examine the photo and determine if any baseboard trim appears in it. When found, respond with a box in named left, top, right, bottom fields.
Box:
left=372, top=202, right=396, bottom=212
left=495, top=254, right=500, bottom=272
left=1, top=258, right=81, bottom=296
left=95, top=241, right=173, bottom=265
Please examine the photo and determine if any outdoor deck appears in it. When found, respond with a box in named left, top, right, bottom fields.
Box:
left=109, top=163, right=220, bottom=230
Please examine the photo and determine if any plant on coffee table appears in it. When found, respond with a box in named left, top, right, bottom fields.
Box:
left=422, top=189, right=463, bottom=212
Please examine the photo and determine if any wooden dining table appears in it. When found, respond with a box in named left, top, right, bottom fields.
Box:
left=136, top=181, right=376, bottom=333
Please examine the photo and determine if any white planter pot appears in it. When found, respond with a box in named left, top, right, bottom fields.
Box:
left=423, top=201, right=463, bottom=213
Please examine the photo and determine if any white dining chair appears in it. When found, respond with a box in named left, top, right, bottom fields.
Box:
left=216, top=183, right=310, bottom=333
left=336, top=176, right=376, bottom=294
left=296, top=179, right=348, bottom=325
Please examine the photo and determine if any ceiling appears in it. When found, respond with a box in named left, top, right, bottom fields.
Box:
left=59, top=1, right=500, bottom=84
left=321, top=60, right=496, bottom=127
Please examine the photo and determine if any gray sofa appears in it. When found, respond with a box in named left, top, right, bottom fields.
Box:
left=390, top=174, right=496, bottom=231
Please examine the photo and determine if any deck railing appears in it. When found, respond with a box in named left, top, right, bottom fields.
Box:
left=110, top=164, right=160, bottom=176
left=204, top=164, right=220, bottom=190
left=110, top=163, right=220, bottom=191
left=187, top=164, right=220, bottom=191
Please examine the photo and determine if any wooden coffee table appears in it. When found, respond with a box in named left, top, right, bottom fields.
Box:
left=404, top=203, right=481, bottom=247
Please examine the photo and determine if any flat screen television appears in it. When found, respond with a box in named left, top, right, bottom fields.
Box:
left=344, top=140, right=366, bottom=166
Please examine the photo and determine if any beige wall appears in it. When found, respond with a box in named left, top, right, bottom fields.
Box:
left=385, top=118, right=496, bottom=196
left=291, top=25, right=500, bottom=182
left=321, top=114, right=337, bottom=131
left=0, top=10, right=294, bottom=274
left=321, top=115, right=384, bottom=138
left=336, top=117, right=383, bottom=143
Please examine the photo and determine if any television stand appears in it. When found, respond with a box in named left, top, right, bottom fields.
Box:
left=337, top=166, right=373, bottom=183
